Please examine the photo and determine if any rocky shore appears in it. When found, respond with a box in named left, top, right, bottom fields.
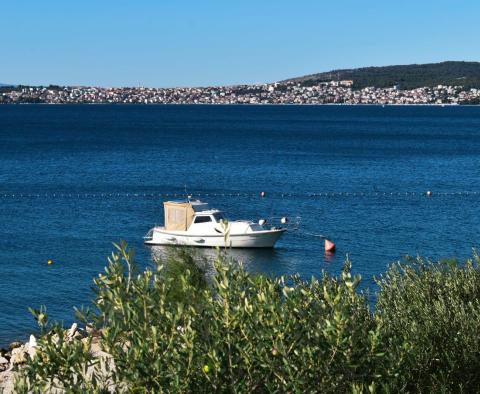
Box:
left=0, top=324, right=109, bottom=393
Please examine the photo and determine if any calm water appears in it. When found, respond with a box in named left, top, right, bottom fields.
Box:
left=1, top=104, right=480, bottom=345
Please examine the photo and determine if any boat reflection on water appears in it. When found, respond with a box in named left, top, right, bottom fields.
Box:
left=146, top=244, right=283, bottom=277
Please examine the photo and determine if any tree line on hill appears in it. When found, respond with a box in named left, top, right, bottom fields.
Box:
left=283, top=61, right=480, bottom=89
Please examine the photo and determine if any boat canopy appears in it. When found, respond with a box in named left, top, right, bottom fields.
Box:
left=191, top=201, right=210, bottom=212
left=164, top=201, right=195, bottom=231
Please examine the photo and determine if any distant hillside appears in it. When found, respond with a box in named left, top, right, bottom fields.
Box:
left=282, top=61, right=480, bottom=89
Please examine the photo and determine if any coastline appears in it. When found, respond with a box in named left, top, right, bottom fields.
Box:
left=2, top=79, right=479, bottom=106
left=0, top=102, right=478, bottom=106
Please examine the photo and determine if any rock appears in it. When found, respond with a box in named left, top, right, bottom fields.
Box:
left=8, top=342, right=21, bottom=351
left=0, top=356, right=8, bottom=372
left=0, top=357, right=8, bottom=372
left=67, top=323, right=78, bottom=339
left=73, top=331, right=83, bottom=340
left=27, top=347, right=36, bottom=359
left=27, top=335, right=37, bottom=359
left=28, top=334, right=37, bottom=348
left=90, top=339, right=101, bottom=356
left=86, top=325, right=102, bottom=338
left=68, top=322, right=78, bottom=336
left=0, top=368, right=14, bottom=394
left=10, top=346, right=27, bottom=365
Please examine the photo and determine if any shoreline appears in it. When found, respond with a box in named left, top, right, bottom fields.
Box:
left=0, top=102, right=479, bottom=106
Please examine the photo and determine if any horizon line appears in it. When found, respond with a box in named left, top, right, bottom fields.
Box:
left=3, top=59, right=479, bottom=90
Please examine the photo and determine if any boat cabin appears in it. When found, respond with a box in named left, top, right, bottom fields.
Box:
left=164, top=200, right=225, bottom=231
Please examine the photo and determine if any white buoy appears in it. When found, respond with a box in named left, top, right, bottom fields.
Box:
left=280, top=217, right=288, bottom=224
left=258, top=219, right=267, bottom=226
left=426, top=190, right=432, bottom=197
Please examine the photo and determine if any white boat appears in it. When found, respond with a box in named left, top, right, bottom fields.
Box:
left=144, top=200, right=286, bottom=248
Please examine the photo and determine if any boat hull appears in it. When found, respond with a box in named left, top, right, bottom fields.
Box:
left=144, top=227, right=286, bottom=248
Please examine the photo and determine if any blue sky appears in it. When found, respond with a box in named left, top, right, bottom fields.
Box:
left=1, top=0, right=479, bottom=87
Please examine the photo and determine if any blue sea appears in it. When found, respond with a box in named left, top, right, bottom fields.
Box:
left=1, top=104, right=480, bottom=346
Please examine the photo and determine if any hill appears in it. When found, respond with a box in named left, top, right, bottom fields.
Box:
left=282, top=61, right=480, bottom=89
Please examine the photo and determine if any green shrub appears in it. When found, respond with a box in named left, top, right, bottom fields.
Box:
left=16, top=243, right=387, bottom=393
left=14, top=245, right=480, bottom=393
left=376, top=254, right=480, bottom=393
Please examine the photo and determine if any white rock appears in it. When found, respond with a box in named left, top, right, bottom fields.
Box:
left=0, top=368, right=14, bottom=394
left=0, top=356, right=8, bottom=364
left=10, top=346, right=27, bottom=365
left=67, top=323, right=78, bottom=338
left=28, top=334, right=37, bottom=348
left=24, top=334, right=38, bottom=359
left=27, top=347, right=36, bottom=359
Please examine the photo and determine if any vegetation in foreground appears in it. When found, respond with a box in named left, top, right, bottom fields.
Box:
left=11, top=244, right=480, bottom=393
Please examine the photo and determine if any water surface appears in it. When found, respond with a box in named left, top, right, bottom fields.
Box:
left=1, top=104, right=480, bottom=345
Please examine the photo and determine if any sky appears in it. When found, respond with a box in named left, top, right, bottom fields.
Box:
left=1, top=0, right=479, bottom=87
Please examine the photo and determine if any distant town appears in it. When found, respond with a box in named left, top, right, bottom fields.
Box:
left=1, top=80, right=480, bottom=105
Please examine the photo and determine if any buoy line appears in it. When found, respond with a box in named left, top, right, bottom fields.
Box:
left=0, top=191, right=479, bottom=199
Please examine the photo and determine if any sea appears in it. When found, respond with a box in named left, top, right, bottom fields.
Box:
left=1, top=104, right=480, bottom=346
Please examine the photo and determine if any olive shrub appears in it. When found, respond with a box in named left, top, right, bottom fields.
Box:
left=14, top=245, right=480, bottom=393
left=376, top=255, right=480, bottom=393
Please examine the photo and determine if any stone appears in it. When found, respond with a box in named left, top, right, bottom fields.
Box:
left=8, top=342, right=21, bottom=351
left=73, top=331, right=83, bottom=340
left=90, top=340, right=101, bottom=356
left=26, top=335, right=37, bottom=359
left=28, top=334, right=37, bottom=348
left=0, top=357, right=8, bottom=372
left=86, top=325, right=102, bottom=338
left=0, top=369, right=14, bottom=394
left=67, top=323, right=78, bottom=339
left=10, top=346, right=27, bottom=365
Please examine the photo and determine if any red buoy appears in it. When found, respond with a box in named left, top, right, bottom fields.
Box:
left=324, top=239, right=336, bottom=253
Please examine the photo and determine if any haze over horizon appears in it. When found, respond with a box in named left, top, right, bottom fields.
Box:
left=1, top=0, right=479, bottom=87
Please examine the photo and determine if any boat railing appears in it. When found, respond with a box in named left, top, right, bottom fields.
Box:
left=143, top=228, right=154, bottom=240
left=255, top=216, right=302, bottom=230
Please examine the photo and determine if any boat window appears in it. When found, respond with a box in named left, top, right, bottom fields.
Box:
left=194, top=216, right=212, bottom=224
left=212, top=212, right=226, bottom=223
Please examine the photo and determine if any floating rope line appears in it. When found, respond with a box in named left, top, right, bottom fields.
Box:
left=0, top=191, right=479, bottom=199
